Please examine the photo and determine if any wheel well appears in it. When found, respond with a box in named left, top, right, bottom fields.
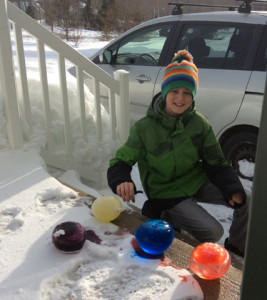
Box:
left=218, top=125, right=259, bottom=148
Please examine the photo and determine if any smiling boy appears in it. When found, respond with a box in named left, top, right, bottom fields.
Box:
left=107, top=50, right=249, bottom=257
left=164, top=87, right=193, bottom=116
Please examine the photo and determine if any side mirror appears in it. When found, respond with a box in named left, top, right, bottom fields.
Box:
left=99, top=50, right=112, bottom=64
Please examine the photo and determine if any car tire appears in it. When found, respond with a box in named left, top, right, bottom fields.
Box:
left=221, top=132, right=258, bottom=181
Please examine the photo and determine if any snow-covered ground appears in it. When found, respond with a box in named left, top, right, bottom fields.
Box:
left=0, top=27, right=252, bottom=299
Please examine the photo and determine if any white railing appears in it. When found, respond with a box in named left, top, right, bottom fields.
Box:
left=0, top=0, right=130, bottom=183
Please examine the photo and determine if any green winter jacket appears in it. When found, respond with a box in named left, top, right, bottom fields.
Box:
left=109, top=95, right=228, bottom=200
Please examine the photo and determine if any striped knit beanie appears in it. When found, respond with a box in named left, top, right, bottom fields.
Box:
left=161, top=50, right=199, bottom=101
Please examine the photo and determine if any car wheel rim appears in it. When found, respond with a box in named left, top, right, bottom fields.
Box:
left=229, top=142, right=256, bottom=181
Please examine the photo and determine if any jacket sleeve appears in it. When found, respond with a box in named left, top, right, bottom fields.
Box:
left=201, top=126, right=247, bottom=207
left=107, top=161, right=135, bottom=194
left=107, top=125, right=144, bottom=195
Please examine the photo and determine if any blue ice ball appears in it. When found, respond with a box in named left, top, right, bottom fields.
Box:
left=135, top=219, right=174, bottom=255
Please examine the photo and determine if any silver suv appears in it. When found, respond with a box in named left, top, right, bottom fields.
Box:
left=72, top=1, right=267, bottom=180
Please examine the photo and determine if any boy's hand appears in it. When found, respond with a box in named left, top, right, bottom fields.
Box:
left=117, top=182, right=135, bottom=202
left=228, top=193, right=243, bottom=207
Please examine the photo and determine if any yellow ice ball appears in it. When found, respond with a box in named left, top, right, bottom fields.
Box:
left=91, top=196, right=123, bottom=223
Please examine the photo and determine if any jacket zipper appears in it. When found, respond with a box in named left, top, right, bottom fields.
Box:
left=175, top=117, right=179, bottom=130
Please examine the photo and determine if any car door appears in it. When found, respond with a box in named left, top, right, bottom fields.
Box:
left=154, top=22, right=258, bottom=137
left=93, top=23, right=176, bottom=122
left=244, top=24, right=267, bottom=107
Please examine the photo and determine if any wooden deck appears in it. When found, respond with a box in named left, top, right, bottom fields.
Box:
left=113, top=208, right=242, bottom=300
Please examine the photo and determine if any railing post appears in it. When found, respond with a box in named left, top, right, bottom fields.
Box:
left=114, top=70, right=130, bottom=144
left=0, top=0, right=23, bottom=149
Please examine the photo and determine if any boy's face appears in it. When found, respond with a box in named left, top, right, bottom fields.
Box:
left=164, top=87, right=193, bottom=117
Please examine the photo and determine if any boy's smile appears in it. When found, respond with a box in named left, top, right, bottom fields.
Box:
left=164, top=87, right=193, bottom=117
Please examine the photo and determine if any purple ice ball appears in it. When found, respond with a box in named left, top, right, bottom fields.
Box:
left=52, top=221, right=86, bottom=253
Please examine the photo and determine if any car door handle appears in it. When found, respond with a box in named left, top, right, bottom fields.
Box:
left=135, top=74, right=151, bottom=83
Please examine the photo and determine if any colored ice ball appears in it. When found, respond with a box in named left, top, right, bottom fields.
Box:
left=190, top=242, right=231, bottom=280
left=135, top=219, right=174, bottom=255
left=52, top=221, right=86, bottom=253
left=91, top=196, right=123, bottom=223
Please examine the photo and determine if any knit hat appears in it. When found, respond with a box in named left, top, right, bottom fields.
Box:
left=161, top=50, right=199, bottom=101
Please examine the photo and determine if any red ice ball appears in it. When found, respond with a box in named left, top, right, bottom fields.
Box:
left=190, top=242, right=231, bottom=280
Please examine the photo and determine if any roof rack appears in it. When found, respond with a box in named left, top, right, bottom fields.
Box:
left=236, top=0, right=267, bottom=13
left=168, top=2, right=238, bottom=15
left=236, top=0, right=252, bottom=13
left=168, top=1, right=267, bottom=15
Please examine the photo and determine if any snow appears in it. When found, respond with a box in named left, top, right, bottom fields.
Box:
left=0, top=150, right=203, bottom=300
left=0, top=27, right=252, bottom=299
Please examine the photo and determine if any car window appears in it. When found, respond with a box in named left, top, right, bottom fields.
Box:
left=254, top=26, right=267, bottom=71
left=107, top=24, right=173, bottom=66
left=175, top=24, right=253, bottom=70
